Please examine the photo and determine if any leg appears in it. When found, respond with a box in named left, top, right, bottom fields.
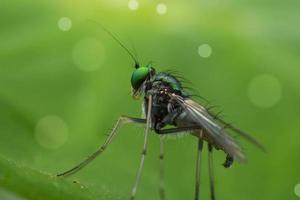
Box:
left=208, top=144, right=216, bottom=200
left=195, top=130, right=204, bottom=200
left=157, top=126, right=201, bottom=134
left=159, top=137, right=165, bottom=200
left=131, top=95, right=153, bottom=200
left=57, top=116, right=146, bottom=177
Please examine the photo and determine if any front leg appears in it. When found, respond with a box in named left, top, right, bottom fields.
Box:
left=131, top=95, right=153, bottom=200
left=57, top=116, right=146, bottom=177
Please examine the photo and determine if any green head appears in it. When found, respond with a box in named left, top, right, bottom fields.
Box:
left=131, top=63, right=155, bottom=99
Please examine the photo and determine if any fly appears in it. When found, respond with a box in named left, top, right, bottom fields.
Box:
left=57, top=25, right=265, bottom=200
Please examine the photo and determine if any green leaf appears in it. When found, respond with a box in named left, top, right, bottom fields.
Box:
left=0, top=156, right=121, bottom=200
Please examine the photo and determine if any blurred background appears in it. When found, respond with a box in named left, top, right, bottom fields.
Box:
left=1, top=0, right=300, bottom=199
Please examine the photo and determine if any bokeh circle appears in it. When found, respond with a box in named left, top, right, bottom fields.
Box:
left=198, top=44, right=212, bottom=58
left=248, top=74, right=282, bottom=108
left=128, top=0, right=139, bottom=10
left=57, top=17, right=72, bottom=31
left=35, top=115, right=69, bottom=149
left=156, top=3, right=168, bottom=15
left=295, top=183, right=300, bottom=197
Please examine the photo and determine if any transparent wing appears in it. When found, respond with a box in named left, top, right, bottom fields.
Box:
left=171, top=94, right=246, bottom=162
left=213, top=116, right=266, bottom=152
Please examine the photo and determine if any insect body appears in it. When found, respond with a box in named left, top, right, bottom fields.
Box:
left=57, top=27, right=264, bottom=200
left=134, top=66, right=248, bottom=165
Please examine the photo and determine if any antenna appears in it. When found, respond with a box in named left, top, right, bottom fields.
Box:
left=88, top=20, right=140, bottom=68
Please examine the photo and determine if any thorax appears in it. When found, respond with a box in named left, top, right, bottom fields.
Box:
left=143, top=72, right=187, bottom=132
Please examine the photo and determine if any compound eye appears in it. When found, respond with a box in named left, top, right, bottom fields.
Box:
left=131, top=67, right=150, bottom=89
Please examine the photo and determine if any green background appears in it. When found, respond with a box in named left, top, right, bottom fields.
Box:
left=0, top=0, right=300, bottom=200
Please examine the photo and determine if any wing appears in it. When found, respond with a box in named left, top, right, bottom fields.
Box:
left=213, top=116, right=266, bottom=152
left=170, top=94, right=247, bottom=162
